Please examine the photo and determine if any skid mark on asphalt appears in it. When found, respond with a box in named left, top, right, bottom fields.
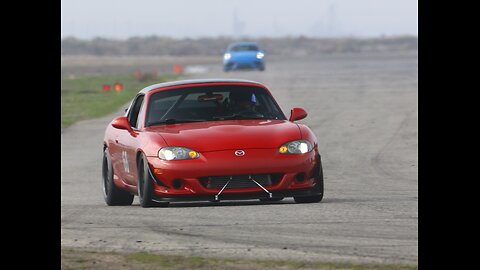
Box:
left=370, top=107, right=417, bottom=183
left=132, top=213, right=417, bottom=256
left=61, top=53, right=418, bottom=265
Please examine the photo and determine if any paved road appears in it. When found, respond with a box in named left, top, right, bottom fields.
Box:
left=61, top=52, right=418, bottom=265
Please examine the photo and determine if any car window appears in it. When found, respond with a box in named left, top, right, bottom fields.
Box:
left=148, top=95, right=180, bottom=123
left=127, top=94, right=144, bottom=128
left=135, top=97, right=147, bottom=129
left=177, top=92, right=226, bottom=109
left=230, top=45, right=259, bottom=52
left=145, top=85, right=286, bottom=126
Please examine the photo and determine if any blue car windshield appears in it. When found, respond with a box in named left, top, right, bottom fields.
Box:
left=145, top=85, right=286, bottom=126
left=229, top=45, right=259, bottom=52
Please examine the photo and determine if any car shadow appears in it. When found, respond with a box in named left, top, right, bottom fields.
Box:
left=164, top=197, right=378, bottom=207
left=133, top=197, right=339, bottom=208
left=142, top=199, right=297, bottom=208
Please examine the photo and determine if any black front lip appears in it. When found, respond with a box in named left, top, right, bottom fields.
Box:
left=152, top=187, right=321, bottom=202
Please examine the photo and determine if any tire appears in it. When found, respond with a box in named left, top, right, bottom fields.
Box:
left=137, top=154, right=170, bottom=208
left=294, top=155, right=324, bottom=203
left=137, top=154, right=156, bottom=208
left=260, top=197, right=284, bottom=202
left=102, top=149, right=134, bottom=206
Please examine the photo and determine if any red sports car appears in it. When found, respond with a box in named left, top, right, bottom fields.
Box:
left=102, top=79, right=324, bottom=207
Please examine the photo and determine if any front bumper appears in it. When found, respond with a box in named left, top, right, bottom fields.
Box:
left=224, top=60, right=264, bottom=70
left=151, top=187, right=321, bottom=202
left=147, top=148, right=319, bottom=200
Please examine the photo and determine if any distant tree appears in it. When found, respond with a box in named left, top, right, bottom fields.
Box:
left=61, top=36, right=417, bottom=56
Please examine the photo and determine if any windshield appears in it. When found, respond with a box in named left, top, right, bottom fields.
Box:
left=145, top=85, right=286, bottom=127
left=229, top=44, right=259, bottom=52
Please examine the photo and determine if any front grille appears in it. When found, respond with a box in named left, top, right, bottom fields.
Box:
left=236, top=64, right=254, bottom=69
left=199, top=174, right=282, bottom=189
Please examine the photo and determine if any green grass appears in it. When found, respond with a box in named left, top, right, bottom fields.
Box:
left=61, top=248, right=417, bottom=270
left=61, top=73, right=181, bottom=128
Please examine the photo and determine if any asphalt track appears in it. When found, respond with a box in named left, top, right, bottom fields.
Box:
left=61, top=52, right=418, bottom=265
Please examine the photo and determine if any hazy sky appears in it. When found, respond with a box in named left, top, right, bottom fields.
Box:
left=61, top=0, right=417, bottom=39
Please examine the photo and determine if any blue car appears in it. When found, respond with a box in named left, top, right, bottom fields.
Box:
left=223, top=42, right=265, bottom=72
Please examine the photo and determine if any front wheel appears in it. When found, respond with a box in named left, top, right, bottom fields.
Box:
left=102, top=149, right=134, bottom=206
left=137, top=154, right=169, bottom=208
left=294, top=155, right=324, bottom=203
left=137, top=154, right=156, bottom=208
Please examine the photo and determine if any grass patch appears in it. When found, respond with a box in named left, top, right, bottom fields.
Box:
left=61, top=73, right=181, bottom=128
left=127, top=252, right=235, bottom=269
left=61, top=248, right=417, bottom=270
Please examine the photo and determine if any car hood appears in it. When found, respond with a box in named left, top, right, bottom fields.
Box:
left=230, top=51, right=259, bottom=61
left=145, top=120, right=301, bottom=152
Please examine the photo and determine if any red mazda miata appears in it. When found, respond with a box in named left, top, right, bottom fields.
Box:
left=102, top=79, right=324, bottom=207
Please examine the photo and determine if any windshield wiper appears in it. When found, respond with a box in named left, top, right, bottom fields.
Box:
left=212, top=112, right=265, bottom=120
left=148, top=118, right=207, bottom=126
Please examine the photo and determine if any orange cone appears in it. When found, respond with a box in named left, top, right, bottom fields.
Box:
left=173, top=64, right=183, bottom=75
left=114, top=81, right=123, bottom=92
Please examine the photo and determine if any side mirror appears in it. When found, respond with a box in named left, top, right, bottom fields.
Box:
left=111, top=116, right=133, bottom=132
left=289, top=108, right=308, bottom=121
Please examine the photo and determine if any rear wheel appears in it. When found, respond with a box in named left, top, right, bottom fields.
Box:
left=102, top=149, right=134, bottom=206
left=294, top=155, right=324, bottom=203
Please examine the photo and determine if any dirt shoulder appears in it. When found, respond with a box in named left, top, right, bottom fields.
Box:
left=61, top=248, right=417, bottom=270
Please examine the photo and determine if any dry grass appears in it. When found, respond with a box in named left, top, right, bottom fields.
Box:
left=61, top=55, right=219, bottom=67
left=61, top=248, right=418, bottom=270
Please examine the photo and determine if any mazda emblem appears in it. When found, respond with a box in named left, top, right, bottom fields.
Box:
left=235, top=150, right=245, bottom=156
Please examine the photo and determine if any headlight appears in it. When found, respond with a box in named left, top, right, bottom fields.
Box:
left=224, top=53, right=231, bottom=60
left=256, top=52, right=264, bottom=59
left=278, top=140, right=312, bottom=154
left=158, top=147, right=200, bottom=160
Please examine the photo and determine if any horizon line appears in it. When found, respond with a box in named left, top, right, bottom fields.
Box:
left=61, top=34, right=418, bottom=41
